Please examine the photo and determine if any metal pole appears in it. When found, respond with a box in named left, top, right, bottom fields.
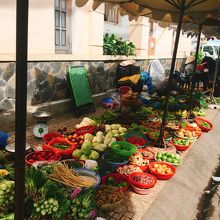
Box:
left=15, top=0, right=29, bottom=219
left=157, top=8, right=185, bottom=146
left=188, top=24, right=202, bottom=113
left=210, top=45, right=220, bottom=103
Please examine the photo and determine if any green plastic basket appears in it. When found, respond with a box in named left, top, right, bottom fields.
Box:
left=67, top=66, right=93, bottom=107
left=111, top=141, right=137, bottom=157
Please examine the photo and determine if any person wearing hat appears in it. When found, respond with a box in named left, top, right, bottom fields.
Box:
left=116, top=60, right=144, bottom=93
left=184, top=55, right=211, bottom=91
left=185, top=55, right=195, bottom=76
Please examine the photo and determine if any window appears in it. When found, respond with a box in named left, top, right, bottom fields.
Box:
left=55, top=0, right=71, bottom=53
left=104, top=3, right=119, bottom=24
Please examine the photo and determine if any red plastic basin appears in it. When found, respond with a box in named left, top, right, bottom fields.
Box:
left=148, top=162, right=176, bottom=180
left=128, top=172, right=157, bottom=189
left=170, top=138, right=190, bottom=151
left=195, top=117, right=213, bottom=132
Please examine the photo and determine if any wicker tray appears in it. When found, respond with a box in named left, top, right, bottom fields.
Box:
left=96, top=185, right=124, bottom=211
left=120, top=98, right=141, bottom=107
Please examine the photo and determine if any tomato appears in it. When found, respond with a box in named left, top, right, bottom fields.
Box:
left=40, top=152, right=46, bottom=157
left=28, top=159, right=34, bottom=164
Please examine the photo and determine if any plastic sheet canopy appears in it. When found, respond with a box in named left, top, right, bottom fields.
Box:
left=75, top=0, right=220, bottom=24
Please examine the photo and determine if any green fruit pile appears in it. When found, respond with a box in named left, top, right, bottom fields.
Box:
left=106, top=176, right=128, bottom=188
left=156, top=152, right=181, bottom=165
left=33, top=198, right=59, bottom=216
left=0, top=180, right=14, bottom=213
left=173, top=138, right=190, bottom=146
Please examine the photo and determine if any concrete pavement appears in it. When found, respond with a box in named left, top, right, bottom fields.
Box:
left=142, top=109, right=220, bottom=220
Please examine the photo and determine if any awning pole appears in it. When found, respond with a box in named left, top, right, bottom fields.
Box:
left=15, top=0, right=29, bottom=219
left=157, top=7, right=185, bottom=147
left=210, top=45, right=220, bottom=103
left=188, top=24, right=203, bottom=113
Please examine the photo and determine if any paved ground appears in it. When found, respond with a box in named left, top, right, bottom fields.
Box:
left=143, top=109, right=220, bottom=220
left=16, top=107, right=220, bottom=220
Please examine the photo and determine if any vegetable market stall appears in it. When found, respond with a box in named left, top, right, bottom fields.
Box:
left=0, top=91, right=216, bottom=220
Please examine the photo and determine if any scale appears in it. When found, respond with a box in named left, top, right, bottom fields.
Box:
left=32, top=111, right=51, bottom=138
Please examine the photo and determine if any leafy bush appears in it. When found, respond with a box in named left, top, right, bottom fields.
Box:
left=103, top=33, right=136, bottom=56
left=192, top=49, right=204, bottom=64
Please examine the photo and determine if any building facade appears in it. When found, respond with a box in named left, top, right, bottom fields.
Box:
left=0, top=0, right=191, bottom=59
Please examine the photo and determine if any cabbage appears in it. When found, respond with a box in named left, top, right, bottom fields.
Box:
left=89, top=150, right=99, bottom=160
left=72, top=149, right=82, bottom=158
left=81, top=142, right=93, bottom=155
left=80, top=154, right=89, bottom=160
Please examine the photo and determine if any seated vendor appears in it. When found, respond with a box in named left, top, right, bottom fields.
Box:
left=116, top=60, right=154, bottom=94
left=116, top=60, right=143, bottom=93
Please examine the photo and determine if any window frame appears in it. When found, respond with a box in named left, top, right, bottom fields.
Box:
left=55, top=0, right=72, bottom=53
left=104, top=3, right=119, bottom=24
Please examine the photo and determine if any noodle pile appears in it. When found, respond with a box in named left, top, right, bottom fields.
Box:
left=49, top=164, right=96, bottom=188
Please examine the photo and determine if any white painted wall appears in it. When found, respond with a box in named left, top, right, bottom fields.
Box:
left=0, top=0, right=54, bottom=54
left=154, top=23, right=191, bottom=58
left=129, top=17, right=149, bottom=56
left=0, top=0, right=16, bottom=54
left=0, top=0, right=191, bottom=58
left=28, top=0, right=54, bottom=54
left=154, top=24, right=174, bottom=57
left=104, top=16, right=129, bottom=40
left=178, top=34, right=192, bottom=57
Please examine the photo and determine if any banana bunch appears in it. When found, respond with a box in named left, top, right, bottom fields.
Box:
left=175, top=110, right=188, bottom=118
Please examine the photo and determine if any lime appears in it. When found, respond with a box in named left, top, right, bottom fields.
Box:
left=167, top=157, right=173, bottom=163
left=165, top=152, right=171, bottom=157
left=157, top=152, right=162, bottom=159
left=157, top=159, right=162, bottom=161
left=173, top=159, right=179, bottom=164
left=174, top=154, right=181, bottom=159
left=162, top=155, right=167, bottom=161
left=170, top=153, right=175, bottom=158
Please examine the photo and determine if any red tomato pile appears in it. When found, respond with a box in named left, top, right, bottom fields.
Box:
left=26, top=150, right=60, bottom=165
left=127, top=137, right=146, bottom=147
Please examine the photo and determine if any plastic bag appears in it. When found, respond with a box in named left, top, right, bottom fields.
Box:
left=140, top=71, right=154, bottom=94
left=149, top=59, right=166, bottom=89
left=111, top=92, right=121, bottom=107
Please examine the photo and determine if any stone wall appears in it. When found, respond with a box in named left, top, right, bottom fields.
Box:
left=0, top=58, right=185, bottom=112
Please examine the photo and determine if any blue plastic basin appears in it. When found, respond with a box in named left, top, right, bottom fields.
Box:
left=0, top=131, right=9, bottom=148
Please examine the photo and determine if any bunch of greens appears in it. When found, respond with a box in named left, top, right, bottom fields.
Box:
left=70, top=188, right=97, bottom=220
left=0, top=213, right=14, bottom=220
left=129, top=123, right=151, bottom=133
left=192, top=92, right=208, bottom=109
left=92, top=111, right=119, bottom=124
left=103, top=33, right=136, bottom=56
left=25, top=167, right=70, bottom=220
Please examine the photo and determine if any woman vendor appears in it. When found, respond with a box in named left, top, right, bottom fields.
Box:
left=116, top=60, right=153, bottom=94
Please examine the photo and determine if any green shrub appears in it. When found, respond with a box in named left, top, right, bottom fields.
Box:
left=103, top=33, right=136, bottom=56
